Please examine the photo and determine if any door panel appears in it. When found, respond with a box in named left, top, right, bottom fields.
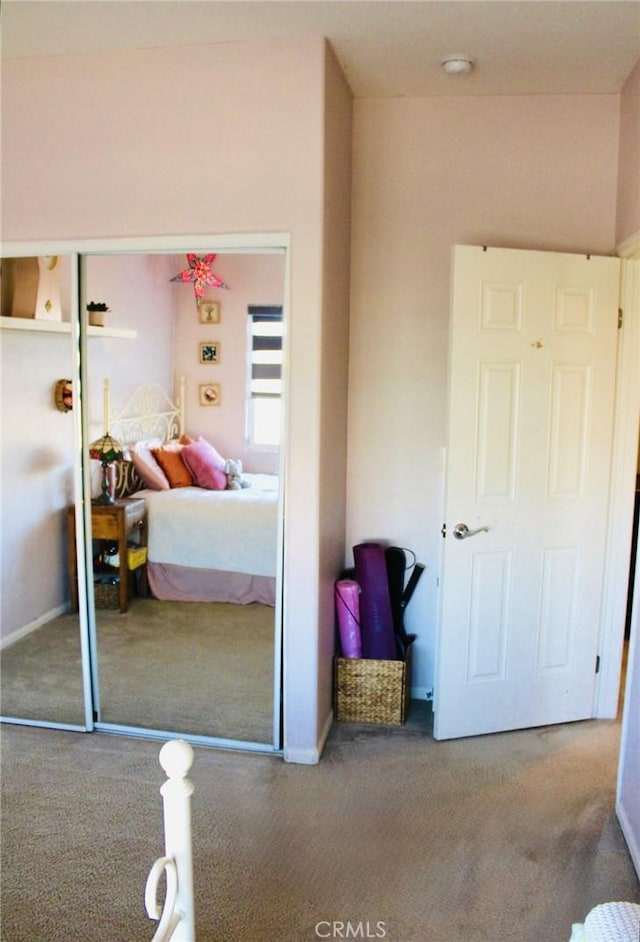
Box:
left=83, top=250, right=284, bottom=747
left=476, top=362, right=520, bottom=499
left=0, top=254, right=87, bottom=728
left=434, top=245, right=620, bottom=740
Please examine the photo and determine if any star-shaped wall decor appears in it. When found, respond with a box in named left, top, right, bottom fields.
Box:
left=170, top=254, right=229, bottom=300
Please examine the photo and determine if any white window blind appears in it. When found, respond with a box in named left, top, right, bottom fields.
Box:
left=247, top=305, right=283, bottom=447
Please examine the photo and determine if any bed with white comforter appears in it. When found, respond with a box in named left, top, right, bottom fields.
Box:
left=104, top=380, right=279, bottom=605
left=136, top=473, right=279, bottom=606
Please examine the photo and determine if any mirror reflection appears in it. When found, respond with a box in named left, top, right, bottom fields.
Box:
left=84, top=251, right=284, bottom=744
left=0, top=255, right=86, bottom=726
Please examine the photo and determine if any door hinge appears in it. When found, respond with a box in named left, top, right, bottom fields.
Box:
left=441, top=523, right=447, bottom=538
left=618, top=308, right=623, bottom=329
left=595, top=655, right=601, bottom=674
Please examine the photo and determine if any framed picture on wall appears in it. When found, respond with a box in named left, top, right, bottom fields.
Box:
left=198, top=300, right=220, bottom=324
left=199, top=383, right=221, bottom=407
left=199, top=342, right=220, bottom=364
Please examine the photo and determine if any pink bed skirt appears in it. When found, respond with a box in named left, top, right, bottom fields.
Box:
left=147, top=562, right=276, bottom=606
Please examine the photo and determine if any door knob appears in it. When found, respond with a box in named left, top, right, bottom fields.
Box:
left=453, top=523, right=489, bottom=540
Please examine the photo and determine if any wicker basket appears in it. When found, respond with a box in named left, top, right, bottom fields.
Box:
left=334, top=643, right=413, bottom=725
left=94, top=579, right=119, bottom=610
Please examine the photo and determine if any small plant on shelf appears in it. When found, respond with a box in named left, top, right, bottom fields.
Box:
left=86, top=301, right=110, bottom=327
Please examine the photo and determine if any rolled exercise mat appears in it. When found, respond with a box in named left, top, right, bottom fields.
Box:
left=353, top=542, right=397, bottom=660
left=385, top=546, right=409, bottom=655
left=335, top=580, right=362, bottom=658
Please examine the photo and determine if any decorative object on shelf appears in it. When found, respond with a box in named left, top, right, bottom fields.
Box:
left=87, top=301, right=110, bottom=327
left=199, top=342, right=220, bottom=364
left=54, top=379, right=73, bottom=412
left=35, top=255, right=62, bottom=321
left=199, top=383, right=221, bottom=407
left=170, top=254, right=229, bottom=301
left=197, top=299, right=221, bottom=324
left=89, top=432, right=125, bottom=505
left=5, top=257, right=38, bottom=318
left=1, top=256, right=63, bottom=320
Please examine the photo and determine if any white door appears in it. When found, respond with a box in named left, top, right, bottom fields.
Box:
left=434, top=245, right=620, bottom=740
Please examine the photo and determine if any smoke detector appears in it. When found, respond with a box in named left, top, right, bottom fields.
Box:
left=441, top=54, right=475, bottom=76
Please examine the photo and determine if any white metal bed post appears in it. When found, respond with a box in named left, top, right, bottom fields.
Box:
left=103, top=378, right=111, bottom=434
left=177, top=375, right=186, bottom=435
left=145, top=740, right=196, bottom=942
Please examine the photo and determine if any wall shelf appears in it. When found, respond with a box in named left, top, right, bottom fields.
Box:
left=0, top=316, right=137, bottom=339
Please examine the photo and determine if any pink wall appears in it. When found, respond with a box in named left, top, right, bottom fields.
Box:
left=2, top=41, right=323, bottom=243
left=83, top=250, right=285, bottom=473
left=173, top=251, right=285, bottom=474
left=313, top=44, right=353, bottom=748
left=348, top=93, right=620, bottom=694
left=616, top=59, right=640, bottom=246
left=1, top=327, right=77, bottom=639
left=84, top=254, right=176, bottom=440
left=2, top=38, right=348, bottom=761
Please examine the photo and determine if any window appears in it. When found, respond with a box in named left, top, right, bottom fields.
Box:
left=247, top=305, right=283, bottom=447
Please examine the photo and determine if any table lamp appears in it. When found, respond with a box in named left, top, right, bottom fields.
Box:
left=89, top=433, right=125, bottom=505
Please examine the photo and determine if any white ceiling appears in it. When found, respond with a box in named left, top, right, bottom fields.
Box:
left=2, top=1, right=640, bottom=98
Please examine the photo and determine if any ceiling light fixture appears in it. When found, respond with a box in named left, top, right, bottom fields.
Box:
left=441, top=54, right=475, bottom=76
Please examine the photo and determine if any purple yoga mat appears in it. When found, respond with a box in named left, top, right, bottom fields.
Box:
left=353, top=542, right=397, bottom=660
left=335, top=580, right=362, bottom=658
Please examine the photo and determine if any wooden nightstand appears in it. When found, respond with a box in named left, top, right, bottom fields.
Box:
left=67, top=498, right=147, bottom=614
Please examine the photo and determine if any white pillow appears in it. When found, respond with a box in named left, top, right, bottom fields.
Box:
left=129, top=439, right=170, bottom=490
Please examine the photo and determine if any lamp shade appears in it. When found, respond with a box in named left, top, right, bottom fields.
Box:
left=89, top=433, right=125, bottom=464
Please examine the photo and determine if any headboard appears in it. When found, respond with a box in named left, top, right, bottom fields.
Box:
left=104, top=377, right=186, bottom=445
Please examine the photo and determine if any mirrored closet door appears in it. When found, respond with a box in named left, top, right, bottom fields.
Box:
left=1, top=239, right=285, bottom=752
left=82, top=247, right=285, bottom=748
left=0, top=254, right=89, bottom=728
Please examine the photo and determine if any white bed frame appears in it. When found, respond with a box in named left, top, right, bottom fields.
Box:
left=104, top=377, right=186, bottom=445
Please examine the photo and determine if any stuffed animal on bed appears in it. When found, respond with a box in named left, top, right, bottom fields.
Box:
left=224, top=458, right=250, bottom=490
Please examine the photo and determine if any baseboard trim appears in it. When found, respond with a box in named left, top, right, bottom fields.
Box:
left=317, top=706, right=334, bottom=758
left=411, top=685, right=432, bottom=701
left=617, top=799, right=640, bottom=880
left=284, top=744, right=321, bottom=765
left=284, top=707, right=334, bottom=765
left=1, top=604, right=69, bottom=650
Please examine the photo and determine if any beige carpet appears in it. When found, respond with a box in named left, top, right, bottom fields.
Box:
left=0, top=599, right=275, bottom=743
left=1, top=709, right=638, bottom=941
left=0, top=613, right=85, bottom=725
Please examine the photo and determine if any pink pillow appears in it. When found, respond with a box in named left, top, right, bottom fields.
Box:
left=182, top=438, right=227, bottom=490
left=129, top=439, right=170, bottom=490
